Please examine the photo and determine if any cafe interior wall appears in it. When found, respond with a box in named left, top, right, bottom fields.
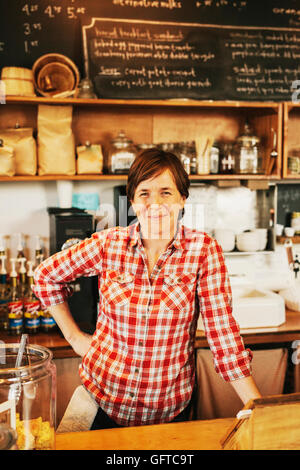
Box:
left=0, top=180, right=297, bottom=289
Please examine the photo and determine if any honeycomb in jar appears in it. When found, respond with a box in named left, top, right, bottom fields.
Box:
left=16, top=413, right=54, bottom=450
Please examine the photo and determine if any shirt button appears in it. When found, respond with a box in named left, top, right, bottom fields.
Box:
left=138, top=341, right=143, bottom=346
left=145, top=288, right=150, bottom=294
left=129, top=392, right=134, bottom=397
left=134, top=368, right=139, bottom=374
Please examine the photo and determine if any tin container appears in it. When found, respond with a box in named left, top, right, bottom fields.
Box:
left=0, top=423, right=18, bottom=450
left=0, top=343, right=56, bottom=450
left=291, top=212, right=300, bottom=235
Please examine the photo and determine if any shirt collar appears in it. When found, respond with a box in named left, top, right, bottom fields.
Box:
left=128, top=220, right=186, bottom=251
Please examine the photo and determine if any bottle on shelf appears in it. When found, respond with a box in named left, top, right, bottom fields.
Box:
left=0, top=255, right=9, bottom=331
left=0, top=235, right=6, bottom=257
left=40, top=307, right=57, bottom=333
left=34, top=235, right=44, bottom=267
left=18, top=257, right=27, bottom=300
left=23, top=261, right=40, bottom=335
left=16, top=233, right=26, bottom=259
left=7, top=258, right=23, bottom=335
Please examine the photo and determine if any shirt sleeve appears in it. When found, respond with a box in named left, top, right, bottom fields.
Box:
left=32, top=231, right=105, bottom=308
left=197, top=237, right=253, bottom=382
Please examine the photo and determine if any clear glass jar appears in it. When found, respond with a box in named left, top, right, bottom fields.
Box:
left=107, top=130, right=137, bottom=174
left=219, top=143, right=235, bottom=174
left=234, top=122, right=263, bottom=174
left=209, top=144, right=220, bottom=174
left=0, top=343, right=56, bottom=450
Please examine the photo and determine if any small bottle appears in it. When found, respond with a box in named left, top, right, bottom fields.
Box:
left=7, top=259, right=23, bottom=335
left=34, top=236, right=44, bottom=267
left=0, top=234, right=6, bottom=257
left=0, top=255, right=9, bottom=331
left=18, top=257, right=27, bottom=301
left=23, top=261, right=40, bottom=335
left=40, top=307, right=57, bottom=333
left=16, top=233, right=26, bottom=259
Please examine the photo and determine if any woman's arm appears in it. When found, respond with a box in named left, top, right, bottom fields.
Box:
left=48, top=301, right=92, bottom=357
left=230, top=375, right=262, bottom=405
left=33, top=233, right=105, bottom=356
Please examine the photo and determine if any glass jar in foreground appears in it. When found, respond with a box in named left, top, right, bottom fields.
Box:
left=0, top=343, right=56, bottom=450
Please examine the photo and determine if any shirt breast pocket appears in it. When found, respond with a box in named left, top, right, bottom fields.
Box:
left=160, top=272, right=196, bottom=312
left=101, top=270, right=133, bottom=307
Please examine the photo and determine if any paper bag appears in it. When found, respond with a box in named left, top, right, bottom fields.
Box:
left=37, top=105, right=75, bottom=175
left=76, top=144, right=103, bottom=174
left=0, top=127, right=37, bottom=175
left=0, top=143, right=15, bottom=176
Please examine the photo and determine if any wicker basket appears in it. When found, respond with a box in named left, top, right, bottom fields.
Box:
left=1, top=67, right=36, bottom=96
left=32, top=53, right=80, bottom=97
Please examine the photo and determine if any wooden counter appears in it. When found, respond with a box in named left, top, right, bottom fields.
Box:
left=1, top=309, right=300, bottom=358
left=55, top=417, right=235, bottom=450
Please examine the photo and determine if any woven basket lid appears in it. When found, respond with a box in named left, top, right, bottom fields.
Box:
left=32, top=53, right=80, bottom=96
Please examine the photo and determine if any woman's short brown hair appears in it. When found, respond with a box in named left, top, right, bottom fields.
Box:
left=126, top=148, right=190, bottom=202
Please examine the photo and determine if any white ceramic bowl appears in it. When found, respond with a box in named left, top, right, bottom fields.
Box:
left=251, top=228, right=268, bottom=250
left=236, top=231, right=261, bottom=252
left=214, top=229, right=235, bottom=252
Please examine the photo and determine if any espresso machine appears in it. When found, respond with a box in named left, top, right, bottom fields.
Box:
left=47, top=207, right=99, bottom=334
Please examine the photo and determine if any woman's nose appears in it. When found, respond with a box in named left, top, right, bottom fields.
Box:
left=148, top=194, right=162, bottom=206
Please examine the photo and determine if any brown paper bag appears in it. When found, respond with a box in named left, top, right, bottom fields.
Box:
left=0, top=127, right=37, bottom=175
left=76, top=144, right=103, bottom=174
left=0, top=142, right=15, bottom=176
left=37, top=105, right=75, bottom=175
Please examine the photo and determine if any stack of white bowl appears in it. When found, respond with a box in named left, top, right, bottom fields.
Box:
left=214, top=228, right=268, bottom=252
left=236, top=229, right=268, bottom=252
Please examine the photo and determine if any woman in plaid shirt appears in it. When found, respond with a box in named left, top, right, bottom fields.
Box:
left=33, top=148, right=261, bottom=429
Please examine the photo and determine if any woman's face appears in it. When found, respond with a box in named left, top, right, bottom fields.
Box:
left=131, top=169, right=186, bottom=241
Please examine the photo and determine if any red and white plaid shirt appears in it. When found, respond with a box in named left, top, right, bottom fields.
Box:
left=33, top=221, right=252, bottom=426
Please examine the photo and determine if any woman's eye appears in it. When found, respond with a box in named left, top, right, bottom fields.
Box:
left=162, top=191, right=171, bottom=196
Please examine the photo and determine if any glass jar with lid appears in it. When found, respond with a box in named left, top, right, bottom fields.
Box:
left=0, top=342, right=56, bottom=450
left=106, top=130, right=137, bottom=174
left=234, top=122, right=263, bottom=174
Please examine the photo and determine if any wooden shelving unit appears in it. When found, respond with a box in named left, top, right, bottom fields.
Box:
left=1, top=96, right=283, bottom=181
left=282, top=102, right=300, bottom=180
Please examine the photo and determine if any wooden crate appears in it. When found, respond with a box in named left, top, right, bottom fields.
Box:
left=221, top=393, right=300, bottom=450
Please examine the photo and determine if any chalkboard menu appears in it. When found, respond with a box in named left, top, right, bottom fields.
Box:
left=1, top=0, right=300, bottom=101
left=277, top=184, right=300, bottom=226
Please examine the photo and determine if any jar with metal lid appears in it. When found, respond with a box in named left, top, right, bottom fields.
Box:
left=106, top=130, right=137, bottom=174
left=0, top=342, right=56, bottom=450
left=291, top=212, right=300, bottom=235
left=234, top=122, right=263, bottom=174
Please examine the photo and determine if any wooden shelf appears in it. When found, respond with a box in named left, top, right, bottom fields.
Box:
left=0, top=173, right=281, bottom=182
left=1, top=96, right=283, bottom=180
left=4, top=95, right=281, bottom=109
left=282, top=102, right=300, bottom=179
